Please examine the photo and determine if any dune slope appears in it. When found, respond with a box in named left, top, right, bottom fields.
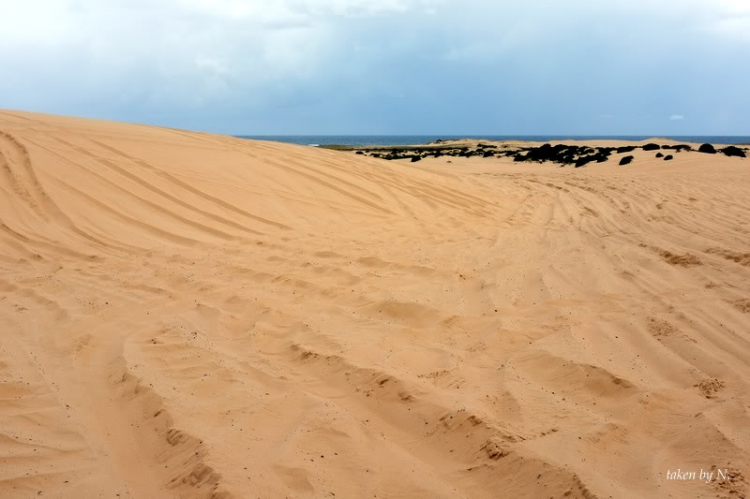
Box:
left=0, top=109, right=748, bottom=498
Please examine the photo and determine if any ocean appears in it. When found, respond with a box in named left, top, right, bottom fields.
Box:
left=239, top=135, right=750, bottom=147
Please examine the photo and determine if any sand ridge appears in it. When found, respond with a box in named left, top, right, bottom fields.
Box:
left=0, top=109, right=749, bottom=498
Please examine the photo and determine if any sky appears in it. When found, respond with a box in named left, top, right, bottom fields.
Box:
left=1, top=0, right=749, bottom=135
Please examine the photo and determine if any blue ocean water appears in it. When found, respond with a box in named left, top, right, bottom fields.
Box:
left=240, top=135, right=750, bottom=146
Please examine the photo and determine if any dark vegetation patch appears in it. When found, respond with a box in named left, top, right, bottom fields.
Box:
left=662, top=144, right=692, bottom=152
left=721, top=146, right=746, bottom=158
left=328, top=141, right=748, bottom=167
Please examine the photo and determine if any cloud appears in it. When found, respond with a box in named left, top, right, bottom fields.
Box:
left=0, top=1, right=748, bottom=135
left=670, top=114, right=685, bottom=121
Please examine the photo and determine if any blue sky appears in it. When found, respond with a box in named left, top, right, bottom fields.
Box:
left=1, top=0, right=749, bottom=135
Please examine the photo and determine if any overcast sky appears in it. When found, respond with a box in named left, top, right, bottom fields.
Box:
left=1, top=0, right=749, bottom=135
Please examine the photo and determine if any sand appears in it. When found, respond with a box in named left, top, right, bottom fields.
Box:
left=0, top=109, right=748, bottom=499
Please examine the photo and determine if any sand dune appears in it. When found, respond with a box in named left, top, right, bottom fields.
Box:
left=0, top=109, right=748, bottom=498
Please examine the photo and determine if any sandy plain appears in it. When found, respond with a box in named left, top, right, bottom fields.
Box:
left=0, top=109, right=748, bottom=498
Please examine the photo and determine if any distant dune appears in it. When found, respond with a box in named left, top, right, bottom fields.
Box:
left=0, top=109, right=748, bottom=499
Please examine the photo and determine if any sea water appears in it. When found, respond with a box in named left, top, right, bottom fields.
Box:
left=239, top=135, right=750, bottom=147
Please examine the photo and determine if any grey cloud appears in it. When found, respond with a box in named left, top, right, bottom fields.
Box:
left=1, top=1, right=748, bottom=135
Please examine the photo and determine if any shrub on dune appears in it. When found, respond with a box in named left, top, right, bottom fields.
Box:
left=721, top=146, right=746, bottom=158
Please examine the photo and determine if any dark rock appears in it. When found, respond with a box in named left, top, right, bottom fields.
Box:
left=619, top=155, right=634, bottom=166
left=643, top=143, right=661, bottom=151
left=411, top=156, right=422, bottom=162
left=617, top=146, right=637, bottom=154
left=656, top=153, right=664, bottom=158
left=355, top=151, right=364, bottom=155
left=698, top=143, right=716, bottom=154
left=721, top=146, right=746, bottom=158
left=664, top=155, right=673, bottom=161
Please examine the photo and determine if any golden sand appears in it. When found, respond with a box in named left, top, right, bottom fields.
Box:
left=0, top=110, right=748, bottom=498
